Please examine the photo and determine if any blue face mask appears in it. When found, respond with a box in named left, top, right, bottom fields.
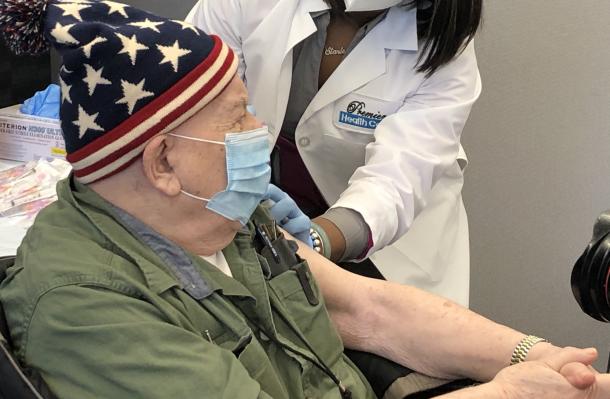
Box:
left=168, top=127, right=271, bottom=225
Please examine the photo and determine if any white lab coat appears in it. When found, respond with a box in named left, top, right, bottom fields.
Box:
left=187, top=0, right=482, bottom=306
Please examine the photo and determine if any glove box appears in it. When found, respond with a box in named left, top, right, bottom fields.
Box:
left=0, top=105, right=65, bottom=162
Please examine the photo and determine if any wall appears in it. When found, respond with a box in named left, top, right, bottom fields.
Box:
left=463, top=1, right=610, bottom=368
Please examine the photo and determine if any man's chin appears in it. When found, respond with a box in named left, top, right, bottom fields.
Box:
left=230, top=220, right=245, bottom=231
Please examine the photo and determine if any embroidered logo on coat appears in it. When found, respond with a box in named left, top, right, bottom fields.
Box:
left=333, top=94, right=402, bottom=134
left=338, top=101, right=387, bottom=130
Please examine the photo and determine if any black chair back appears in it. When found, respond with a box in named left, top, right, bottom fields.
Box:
left=0, top=256, right=14, bottom=346
left=0, top=256, right=54, bottom=399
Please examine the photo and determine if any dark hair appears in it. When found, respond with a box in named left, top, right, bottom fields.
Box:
left=325, top=0, right=483, bottom=77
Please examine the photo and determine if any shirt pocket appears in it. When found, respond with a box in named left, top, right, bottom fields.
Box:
left=212, top=319, right=286, bottom=397
left=172, top=290, right=254, bottom=355
left=267, top=262, right=344, bottom=365
left=171, top=289, right=231, bottom=342
left=175, top=289, right=284, bottom=390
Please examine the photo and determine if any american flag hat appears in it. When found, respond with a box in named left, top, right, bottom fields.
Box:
left=0, top=0, right=237, bottom=183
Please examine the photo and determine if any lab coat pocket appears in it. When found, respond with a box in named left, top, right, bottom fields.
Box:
left=332, top=92, right=402, bottom=137
left=318, top=134, right=368, bottom=193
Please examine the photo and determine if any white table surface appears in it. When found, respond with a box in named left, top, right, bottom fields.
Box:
left=0, top=159, right=28, bottom=257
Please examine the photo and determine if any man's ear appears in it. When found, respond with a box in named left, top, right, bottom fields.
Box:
left=141, top=135, right=182, bottom=196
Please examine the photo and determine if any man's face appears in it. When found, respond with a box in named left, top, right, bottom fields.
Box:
left=165, top=75, right=263, bottom=227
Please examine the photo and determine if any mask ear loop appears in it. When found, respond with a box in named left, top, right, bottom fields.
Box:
left=180, top=190, right=211, bottom=203
left=166, top=132, right=225, bottom=146
left=166, top=132, right=226, bottom=203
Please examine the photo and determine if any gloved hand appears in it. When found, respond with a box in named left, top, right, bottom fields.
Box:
left=20, top=84, right=60, bottom=119
left=262, top=184, right=313, bottom=247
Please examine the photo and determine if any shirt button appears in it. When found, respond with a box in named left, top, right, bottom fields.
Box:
left=298, top=137, right=310, bottom=147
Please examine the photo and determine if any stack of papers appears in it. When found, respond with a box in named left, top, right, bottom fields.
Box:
left=0, top=158, right=71, bottom=256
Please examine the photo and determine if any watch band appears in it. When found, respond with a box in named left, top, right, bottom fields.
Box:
left=310, top=223, right=332, bottom=259
left=510, top=335, right=548, bottom=365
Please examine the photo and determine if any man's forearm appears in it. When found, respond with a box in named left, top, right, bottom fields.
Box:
left=297, top=240, right=531, bottom=382
left=360, top=278, right=525, bottom=382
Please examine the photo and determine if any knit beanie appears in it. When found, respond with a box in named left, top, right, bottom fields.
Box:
left=0, top=0, right=237, bottom=183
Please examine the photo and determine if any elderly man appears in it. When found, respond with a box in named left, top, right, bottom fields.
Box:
left=0, top=1, right=608, bottom=398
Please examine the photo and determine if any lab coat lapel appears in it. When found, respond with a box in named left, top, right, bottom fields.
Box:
left=300, top=6, right=419, bottom=124
left=242, top=0, right=329, bottom=137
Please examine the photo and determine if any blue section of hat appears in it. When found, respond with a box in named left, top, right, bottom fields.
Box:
left=43, top=0, right=216, bottom=154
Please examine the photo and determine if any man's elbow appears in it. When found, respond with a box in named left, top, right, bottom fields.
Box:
left=331, top=279, right=385, bottom=352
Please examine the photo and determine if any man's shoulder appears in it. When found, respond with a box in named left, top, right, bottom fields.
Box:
left=0, top=202, right=141, bottom=357
left=0, top=200, right=143, bottom=317
left=16, top=201, right=114, bottom=273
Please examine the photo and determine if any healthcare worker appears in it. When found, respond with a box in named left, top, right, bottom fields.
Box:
left=187, top=0, right=482, bottom=306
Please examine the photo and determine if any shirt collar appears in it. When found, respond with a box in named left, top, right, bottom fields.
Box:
left=61, top=175, right=253, bottom=300
left=380, top=5, right=419, bottom=51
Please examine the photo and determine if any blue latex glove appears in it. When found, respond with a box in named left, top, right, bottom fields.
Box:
left=20, top=84, right=60, bottom=119
left=263, top=184, right=313, bottom=247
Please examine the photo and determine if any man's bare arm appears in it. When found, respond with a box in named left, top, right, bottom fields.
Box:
left=295, top=240, right=552, bottom=382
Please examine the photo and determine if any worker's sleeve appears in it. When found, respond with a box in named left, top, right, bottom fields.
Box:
left=322, top=207, right=371, bottom=261
left=23, top=284, right=271, bottom=399
left=332, top=42, right=482, bottom=257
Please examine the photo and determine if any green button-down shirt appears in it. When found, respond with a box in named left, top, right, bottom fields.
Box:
left=0, top=177, right=375, bottom=399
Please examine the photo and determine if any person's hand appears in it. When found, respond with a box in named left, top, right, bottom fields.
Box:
left=525, top=343, right=599, bottom=388
left=489, top=347, right=610, bottom=399
left=262, top=184, right=313, bottom=247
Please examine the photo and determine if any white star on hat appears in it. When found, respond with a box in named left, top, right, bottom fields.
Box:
left=171, top=20, right=200, bottom=35
left=157, top=41, right=191, bottom=72
left=129, top=18, right=164, bottom=33
left=59, top=76, right=72, bottom=104
left=83, top=64, right=112, bottom=96
left=116, top=33, right=148, bottom=65
left=81, top=36, right=108, bottom=58
left=117, top=79, right=154, bottom=114
left=74, top=106, right=103, bottom=139
left=50, top=23, right=79, bottom=45
left=103, top=1, right=129, bottom=18
left=53, top=2, right=90, bottom=22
